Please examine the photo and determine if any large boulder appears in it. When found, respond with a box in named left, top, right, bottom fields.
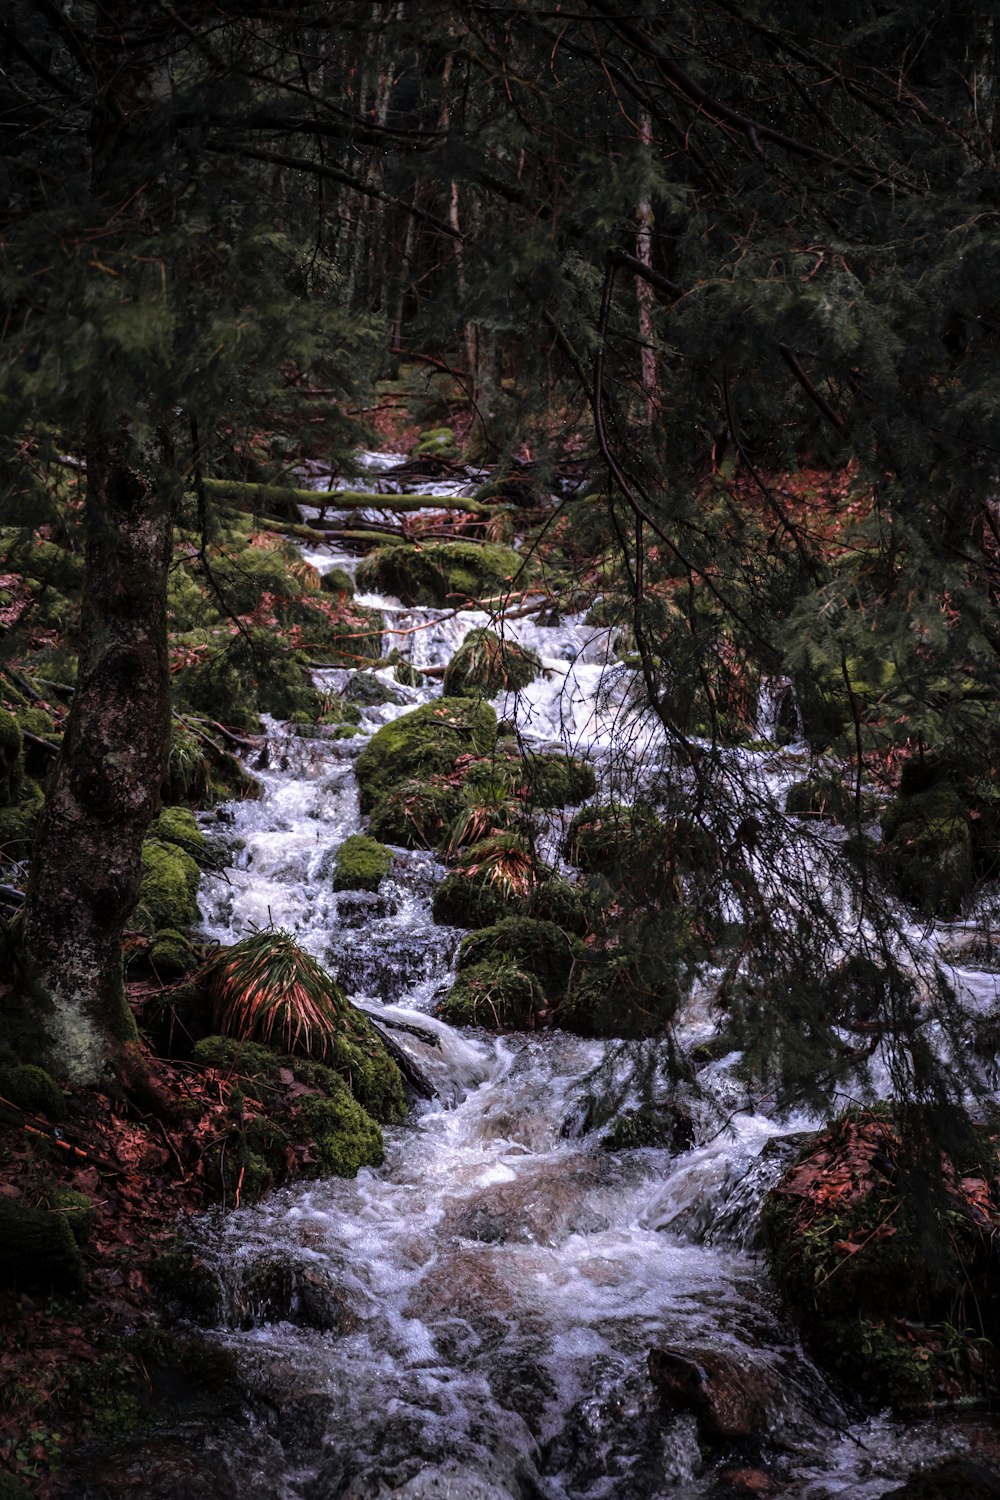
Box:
left=355, top=541, right=522, bottom=608
left=648, top=1345, right=778, bottom=1441
left=355, top=699, right=497, bottom=814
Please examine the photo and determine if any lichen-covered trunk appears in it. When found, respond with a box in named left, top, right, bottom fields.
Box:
left=19, top=442, right=171, bottom=1083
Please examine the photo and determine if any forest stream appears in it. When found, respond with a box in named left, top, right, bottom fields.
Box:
left=176, top=455, right=1000, bottom=1499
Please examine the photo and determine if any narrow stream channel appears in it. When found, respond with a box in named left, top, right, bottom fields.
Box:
left=183, top=455, right=997, bottom=1498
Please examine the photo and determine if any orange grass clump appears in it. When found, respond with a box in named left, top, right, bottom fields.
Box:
left=205, top=927, right=346, bottom=1058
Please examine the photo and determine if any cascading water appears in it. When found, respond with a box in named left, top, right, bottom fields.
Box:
left=179, top=455, right=997, bottom=1498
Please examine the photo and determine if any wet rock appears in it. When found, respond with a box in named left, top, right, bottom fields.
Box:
left=335, top=889, right=399, bottom=927
left=712, top=1469, right=776, bottom=1496
left=227, top=1253, right=359, bottom=1334
left=883, top=1456, right=1000, bottom=1498
left=648, top=1345, right=777, bottom=1441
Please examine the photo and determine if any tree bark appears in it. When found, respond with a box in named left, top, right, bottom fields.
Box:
left=19, top=440, right=172, bottom=1083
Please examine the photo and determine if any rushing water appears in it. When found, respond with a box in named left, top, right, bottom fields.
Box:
left=178, top=456, right=1000, bottom=1498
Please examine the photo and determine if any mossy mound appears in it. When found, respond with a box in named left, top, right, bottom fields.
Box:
left=565, top=803, right=710, bottom=895
left=0, top=788, right=42, bottom=864
left=785, top=775, right=851, bottom=823
left=343, top=670, right=406, bottom=708
left=211, top=546, right=304, bottom=615
left=320, top=566, right=355, bottom=598
left=355, top=541, right=522, bottom=608
left=412, top=425, right=458, bottom=459
left=51, top=1188, right=96, bottom=1244
left=149, top=928, right=199, bottom=978
left=442, top=628, right=543, bottom=699
left=0, top=709, right=24, bottom=805
left=148, top=806, right=207, bottom=860
left=439, top=959, right=544, bottom=1029
left=367, top=776, right=463, bottom=850
left=355, top=699, right=497, bottom=814
left=0, top=1199, right=83, bottom=1292
left=192, top=1028, right=404, bottom=1190
left=763, top=1109, right=1000, bottom=1410
left=523, top=752, right=597, bottom=810
left=432, top=871, right=509, bottom=929
left=440, top=915, right=584, bottom=1032
left=139, top=841, right=201, bottom=932
left=332, top=834, right=394, bottom=893
left=881, top=785, right=974, bottom=916
left=0, top=1061, right=66, bottom=1120
left=560, top=908, right=695, bottom=1039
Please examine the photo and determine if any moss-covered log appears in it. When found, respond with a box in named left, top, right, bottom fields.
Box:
left=201, top=477, right=496, bottom=515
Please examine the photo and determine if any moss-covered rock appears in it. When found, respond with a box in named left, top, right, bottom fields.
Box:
left=763, top=1109, right=1000, bottom=1410
left=139, top=841, right=201, bottom=932
left=560, top=905, right=696, bottom=1039
left=439, top=959, right=544, bottom=1029
left=296, top=1087, right=384, bottom=1177
left=412, top=425, right=458, bottom=459
left=355, top=698, right=497, bottom=814
left=882, top=785, right=974, bottom=916
left=0, top=1199, right=83, bottom=1292
left=367, top=776, right=464, bottom=849
left=331, top=834, right=394, bottom=893
left=523, top=752, right=597, bottom=810
left=0, top=709, right=24, bottom=805
left=456, top=917, right=580, bottom=999
left=564, top=802, right=710, bottom=895
left=320, top=565, right=355, bottom=598
left=785, top=775, right=851, bottom=822
left=442, top=628, right=543, bottom=699
left=432, top=871, right=509, bottom=929
left=355, top=541, right=522, bottom=608
left=343, top=670, right=406, bottom=708
left=51, top=1187, right=96, bottom=1244
left=0, top=1061, right=66, bottom=1119
left=149, top=928, right=199, bottom=978
left=148, top=805, right=207, bottom=860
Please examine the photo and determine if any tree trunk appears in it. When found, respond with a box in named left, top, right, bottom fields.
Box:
left=10, top=1, right=175, bottom=1085
left=19, top=439, right=172, bottom=1083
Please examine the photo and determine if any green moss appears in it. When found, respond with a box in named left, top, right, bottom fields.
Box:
left=296, top=1087, right=384, bottom=1177
left=524, top=753, right=597, bottom=810
left=212, top=546, right=302, bottom=614
left=882, top=785, right=974, bottom=916
left=0, top=1474, right=33, bottom=1499
left=149, top=928, right=198, bottom=978
left=0, top=709, right=24, bottom=805
left=344, top=670, right=405, bottom=708
left=442, top=628, right=543, bottom=699
left=355, top=541, right=523, bottom=608
left=439, top=959, right=545, bottom=1029
left=139, top=841, right=201, bottom=932
left=785, top=776, right=850, bottom=822
left=356, top=699, right=497, bottom=814
left=561, top=906, right=696, bottom=1039
left=0, top=1062, right=66, bottom=1119
left=456, top=917, right=580, bottom=999
left=0, top=796, right=41, bottom=863
left=193, top=1034, right=282, bottom=1078
left=320, top=566, right=355, bottom=598
left=412, top=425, right=458, bottom=458
left=0, top=1200, right=83, bottom=1292
left=332, top=834, right=394, bottom=892
left=51, top=1188, right=96, bottom=1244
left=432, top=871, right=509, bottom=929
left=148, top=805, right=207, bottom=859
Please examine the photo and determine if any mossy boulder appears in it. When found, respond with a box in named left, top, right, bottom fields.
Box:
left=296, top=1087, right=385, bottom=1177
left=412, top=425, right=458, bottom=459
left=432, top=871, right=509, bottom=929
left=0, top=709, right=24, bottom=805
left=355, top=699, right=497, bottom=814
left=212, top=546, right=303, bottom=615
left=355, top=541, right=522, bottom=608
left=0, top=1199, right=83, bottom=1292
left=332, top=834, right=394, bottom=893
left=456, top=917, right=580, bottom=999
left=367, top=776, right=464, bottom=850
left=320, top=565, right=355, bottom=598
left=763, top=1109, right=1000, bottom=1410
left=343, top=670, right=406, bottom=708
left=0, top=1061, right=66, bottom=1119
left=442, top=628, right=543, bottom=699
left=439, top=959, right=545, bottom=1029
left=523, top=753, right=597, bottom=810
left=564, top=803, right=709, bottom=895
left=149, top=928, right=199, bottom=978
left=881, top=785, right=974, bottom=916
left=139, top=841, right=201, bottom=932
left=560, top=904, right=696, bottom=1039
left=785, top=775, right=851, bottom=823
left=51, top=1187, right=96, bottom=1244
left=148, top=805, right=207, bottom=860
left=0, top=790, right=42, bottom=863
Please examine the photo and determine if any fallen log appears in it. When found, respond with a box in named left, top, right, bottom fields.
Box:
left=202, top=477, right=497, bottom=516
